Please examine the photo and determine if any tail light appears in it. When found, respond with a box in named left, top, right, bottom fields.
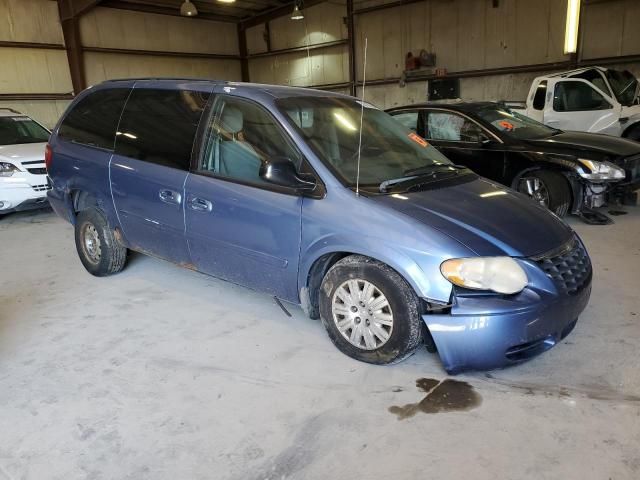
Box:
left=44, top=144, right=53, bottom=170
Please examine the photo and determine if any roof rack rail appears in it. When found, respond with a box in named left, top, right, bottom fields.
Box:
left=103, top=77, right=228, bottom=83
left=0, top=107, right=21, bottom=114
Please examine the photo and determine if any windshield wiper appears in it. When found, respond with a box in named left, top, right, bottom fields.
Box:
left=379, top=175, right=419, bottom=192
left=403, top=163, right=467, bottom=176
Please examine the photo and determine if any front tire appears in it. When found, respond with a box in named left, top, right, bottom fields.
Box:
left=75, top=208, right=127, bottom=276
left=319, top=255, right=423, bottom=365
left=517, top=170, right=572, bottom=217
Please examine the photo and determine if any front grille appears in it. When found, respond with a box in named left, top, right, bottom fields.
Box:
left=532, top=237, right=592, bottom=295
left=32, top=183, right=52, bottom=192
left=27, top=167, right=47, bottom=175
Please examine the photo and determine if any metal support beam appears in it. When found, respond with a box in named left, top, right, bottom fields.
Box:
left=238, top=24, right=250, bottom=82
left=58, top=0, right=102, bottom=21
left=246, top=39, right=347, bottom=59
left=0, top=93, right=75, bottom=101
left=264, top=21, right=272, bottom=52
left=60, top=16, right=87, bottom=94
left=0, top=41, right=65, bottom=50
left=346, top=0, right=356, bottom=96
left=83, top=46, right=240, bottom=60
left=101, top=0, right=238, bottom=22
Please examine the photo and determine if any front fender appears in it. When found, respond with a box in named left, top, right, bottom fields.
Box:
left=298, top=232, right=457, bottom=304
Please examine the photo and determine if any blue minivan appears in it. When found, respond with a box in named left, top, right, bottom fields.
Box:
left=46, top=79, right=592, bottom=373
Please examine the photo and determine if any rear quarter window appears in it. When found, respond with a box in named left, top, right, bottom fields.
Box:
left=114, top=88, right=209, bottom=171
left=58, top=88, right=130, bottom=149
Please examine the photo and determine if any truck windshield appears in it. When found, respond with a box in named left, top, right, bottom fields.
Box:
left=475, top=106, right=558, bottom=140
left=0, top=116, right=50, bottom=145
left=277, top=96, right=451, bottom=187
left=605, top=69, right=638, bottom=106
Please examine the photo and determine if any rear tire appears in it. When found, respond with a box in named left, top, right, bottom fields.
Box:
left=517, top=170, right=572, bottom=217
left=75, top=207, right=127, bottom=276
left=318, top=255, right=423, bottom=365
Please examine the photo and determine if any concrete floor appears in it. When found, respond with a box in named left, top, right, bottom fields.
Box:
left=0, top=206, right=639, bottom=480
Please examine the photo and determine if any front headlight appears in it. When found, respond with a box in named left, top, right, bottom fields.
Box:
left=577, top=159, right=625, bottom=181
left=0, top=162, right=19, bottom=177
left=440, top=257, right=528, bottom=295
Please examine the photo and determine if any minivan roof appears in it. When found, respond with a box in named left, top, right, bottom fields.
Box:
left=99, top=78, right=350, bottom=100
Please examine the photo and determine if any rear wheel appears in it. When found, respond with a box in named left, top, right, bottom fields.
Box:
left=516, top=170, right=572, bottom=217
left=319, top=255, right=423, bottom=365
left=75, top=207, right=127, bottom=276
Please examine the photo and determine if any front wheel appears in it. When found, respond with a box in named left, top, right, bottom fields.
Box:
left=319, top=255, right=424, bottom=365
left=516, top=170, right=572, bottom=217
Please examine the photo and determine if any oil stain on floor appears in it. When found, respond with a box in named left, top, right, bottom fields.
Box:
left=389, top=378, right=482, bottom=420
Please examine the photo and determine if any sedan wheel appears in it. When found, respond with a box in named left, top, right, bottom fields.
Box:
left=518, top=176, right=550, bottom=208
left=515, top=170, right=571, bottom=217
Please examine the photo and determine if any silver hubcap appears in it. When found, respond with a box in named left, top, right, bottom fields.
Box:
left=82, top=223, right=101, bottom=264
left=519, top=177, right=549, bottom=207
left=331, top=279, right=394, bottom=350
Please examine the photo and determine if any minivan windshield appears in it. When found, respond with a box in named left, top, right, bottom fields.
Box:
left=277, top=96, right=451, bottom=187
left=475, top=106, right=559, bottom=140
left=0, top=116, right=50, bottom=145
left=605, top=69, right=638, bottom=106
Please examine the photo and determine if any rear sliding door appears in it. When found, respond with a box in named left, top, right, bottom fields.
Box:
left=110, top=85, right=211, bottom=263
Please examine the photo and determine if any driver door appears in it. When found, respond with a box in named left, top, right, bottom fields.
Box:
left=184, top=93, right=305, bottom=302
left=422, top=109, right=504, bottom=181
left=543, top=78, right=622, bottom=135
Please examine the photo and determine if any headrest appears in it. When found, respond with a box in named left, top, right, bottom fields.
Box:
left=220, top=106, right=243, bottom=134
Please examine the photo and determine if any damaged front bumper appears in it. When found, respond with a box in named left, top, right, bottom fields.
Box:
left=422, top=254, right=592, bottom=374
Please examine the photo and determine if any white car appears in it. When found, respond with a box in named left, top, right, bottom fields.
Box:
left=0, top=108, right=51, bottom=215
left=511, top=67, right=640, bottom=140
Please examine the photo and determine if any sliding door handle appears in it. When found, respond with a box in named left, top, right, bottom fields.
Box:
left=159, top=189, right=182, bottom=205
left=189, top=197, right=213, bottom=212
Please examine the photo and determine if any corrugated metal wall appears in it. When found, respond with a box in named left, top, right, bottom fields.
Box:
left=247, top=0, right=640, bottom=109
left=0, top=2, right=241, bottom=127
left=246, top=1, right=349, bottom=88
left=0, top=0, right=71, bottom=126
left=80, top=8, right=241, bottom=86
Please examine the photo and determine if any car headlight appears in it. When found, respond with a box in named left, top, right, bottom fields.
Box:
left=577, top=159, right=625, bottom=181
left=440, top=257, right=528, bottom=295
left=0, top=162, right=19, bottom=177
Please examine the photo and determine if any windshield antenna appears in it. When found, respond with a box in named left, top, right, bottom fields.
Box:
left=355, top=37, right=368, bottom=196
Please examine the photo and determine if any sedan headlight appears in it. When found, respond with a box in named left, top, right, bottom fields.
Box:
left=577, top=159, right=625, bottom=181
left=0, top=162, right=19, bottom=177
left=440, top=257, right=528, bottom=295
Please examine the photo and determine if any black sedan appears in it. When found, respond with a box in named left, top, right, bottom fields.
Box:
left=386, top=102, right=640, bottom=223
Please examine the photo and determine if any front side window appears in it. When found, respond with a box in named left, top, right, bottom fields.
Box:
left=425, top=111, right=485, bottom=142
left=199, top=96, right=301, bottom=186
left=58, top=88, right=129, bottom=149
left=475, top=105, right=558, bottom=140
left=114, top=88, right=209, bottom=170
left=392, top=111, right=419, bottom=132
left=553, top=81, right=611, bottom=112
left=0, top=117, right=49, bottom=145
left=277, top=96, right=451, bottom=187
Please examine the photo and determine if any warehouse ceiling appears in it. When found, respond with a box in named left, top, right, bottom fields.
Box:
left=100, top=0, right=299, bottom=22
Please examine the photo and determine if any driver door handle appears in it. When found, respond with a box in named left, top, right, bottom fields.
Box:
left=189, top=197, right=213, bottom=212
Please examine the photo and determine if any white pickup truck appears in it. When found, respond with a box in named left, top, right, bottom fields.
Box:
left=511, top=67, right=640, bottom=140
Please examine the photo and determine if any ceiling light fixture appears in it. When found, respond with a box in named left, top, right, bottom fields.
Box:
left=564, top=0, right=580, bottom=54
left=291, top=1, right=304, bottom=20
left=217, top=0, right=236, bottom=3
left=180, top=0, right=198, bottom=17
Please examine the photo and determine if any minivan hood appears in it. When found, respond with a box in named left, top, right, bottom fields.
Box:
left=0, top=142, right=47, bottom=166
left=527, top=131, right=640, bottom=158
left=371, top=176, right=573, bottom=257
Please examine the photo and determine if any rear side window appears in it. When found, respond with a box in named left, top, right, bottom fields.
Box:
left=58, top=88, right=129, bottom=149
left=114, top=88, right=209, bottom=171
left=532, top=81, right=547, bottom=110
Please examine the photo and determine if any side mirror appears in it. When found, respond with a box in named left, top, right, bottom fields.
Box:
left=260, top=156, right=316, bottom=192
